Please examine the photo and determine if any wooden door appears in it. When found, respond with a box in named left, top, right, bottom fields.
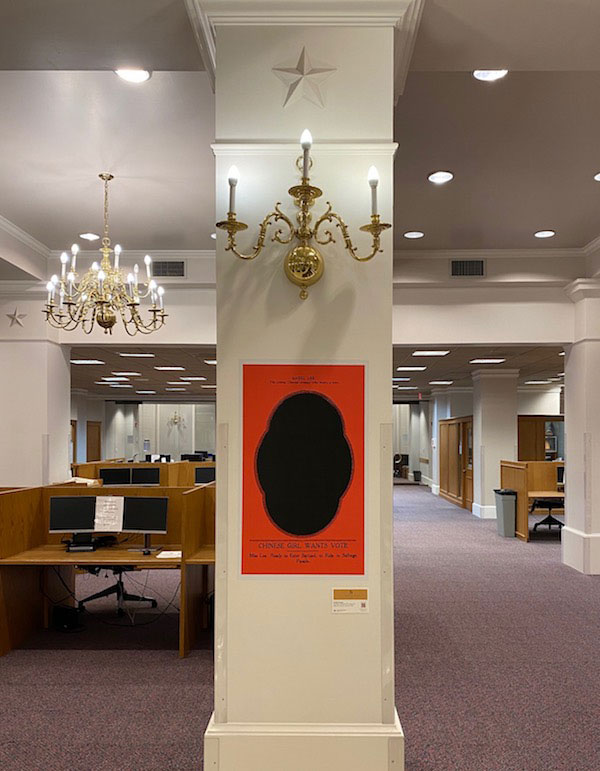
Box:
left=70, top=420, right=77, bottom=465
left=439, top=416, right=473, bottom=511
left=518, top=417, right=545, bottom=460
left=86, top=421, right=102, bottom=462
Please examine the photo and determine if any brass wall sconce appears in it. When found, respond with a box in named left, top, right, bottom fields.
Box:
left=216, top=130, right=391, bottom=299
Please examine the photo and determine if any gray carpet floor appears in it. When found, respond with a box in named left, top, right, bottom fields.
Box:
left=1, top=487, right=598, bottom=770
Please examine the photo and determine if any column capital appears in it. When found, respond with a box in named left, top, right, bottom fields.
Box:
left=565, top=278, right=600, bottom=303
left=472, top=369, right=519, bottom=383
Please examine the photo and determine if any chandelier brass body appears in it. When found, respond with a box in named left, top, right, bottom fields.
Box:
left=216, top=159, right=390, bottom=300
left=43, top=173, right=167, bottom=335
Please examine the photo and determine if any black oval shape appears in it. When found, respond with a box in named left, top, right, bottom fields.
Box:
left=256, top=392, right=353, bottom=536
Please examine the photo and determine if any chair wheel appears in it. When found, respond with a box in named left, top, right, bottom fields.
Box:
left=117, top=608, right=125, bottom=617
left=151, top=600, right=158, bottom=608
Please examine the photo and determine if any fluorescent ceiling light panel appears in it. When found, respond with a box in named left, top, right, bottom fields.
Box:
left=136, top=390, right=156, bottom=394
left=180, top=376, right=207, bottom=381
left=204, top=360, right=217, bottom=365
left=395, top=386, right=418, bottom=390
left=392, top=377, right=411, bottom=382
left=429, top=380, right=454, bottom=385
left=102, top=376, right=129, bottom=382
left=525, top=380, right=552, bottom=385
left=559, top=352, right=565, bottom=356
left=201, top=385, right=217, bottom=389
left=167, top=381, right=187, bottom=385
left=470, top=358, right=506, bottom=364
left=71, top=359, right=104, bottom=365
left=154, top=366, right=185, bottom=371
left=396, top=366, right=426, bottom=371
left=166, top=387, right=186, bottom=391
left=112, top=372, right=141, bottom=376
left=473, top=69, right=508, bottom=82
left=119, top=352, right=155, bottom=358
left=412, top=350, right=450, bottom=357
left=110, top=384, right=133, bottom=388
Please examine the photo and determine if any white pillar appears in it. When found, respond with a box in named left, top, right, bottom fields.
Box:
left=206, top=3, right=408, bottom=768
left=472, top=370, right=518, bottom=519
left=408, top=402, right=420, bottom=482
left=563, top=280, right=600, bottom=573
left=430, top=391, right=449, bottom=495
left=0, top=340, right=70, bottom=486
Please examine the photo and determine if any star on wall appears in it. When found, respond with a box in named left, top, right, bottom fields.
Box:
left=272, top=47, right=337, bottom=108
left=6, top=307, right=27, bottom=327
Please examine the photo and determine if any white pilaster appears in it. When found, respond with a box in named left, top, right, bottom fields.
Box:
left=562, top=280, right=600, bottom=573
left=472, top=370, right=519, bottom=519
left=206, top=2, right=412, bottom=767
left=408, top=402, right=420, bottom=482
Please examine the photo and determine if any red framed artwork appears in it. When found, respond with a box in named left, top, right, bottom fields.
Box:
left=242, top=363, right=365, bottom=575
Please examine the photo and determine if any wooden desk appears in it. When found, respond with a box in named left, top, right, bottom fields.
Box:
left=0, top=484, right=216, bottom=658
left=500, top=461, right=564, bottom=541
left=528, top=491, right=564, bottom=501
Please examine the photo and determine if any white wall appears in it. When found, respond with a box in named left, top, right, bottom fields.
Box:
left=517, top=387, right=561, bottom=415
left=70, top=393, right=106, bottom=462
left=138, top=402, right=216, bottom=459
left=392, top=403, right=409, bottom=456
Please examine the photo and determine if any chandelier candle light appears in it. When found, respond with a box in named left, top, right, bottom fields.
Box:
left=216, top=130, right=391, bottom=299
left=43, top=173, right=167, bottom=335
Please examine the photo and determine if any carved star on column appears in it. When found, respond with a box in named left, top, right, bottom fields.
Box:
left=6, top=307, right=27, bottom=327
left=272, top=47, right=337, bottom=108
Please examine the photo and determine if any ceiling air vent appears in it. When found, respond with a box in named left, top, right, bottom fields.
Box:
left=450, top=259, right=485, bottom=277
left=152, top=260, right=186, bottom=278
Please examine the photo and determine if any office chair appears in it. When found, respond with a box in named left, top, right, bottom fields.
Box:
left=78, top=567, right=157, bottom=617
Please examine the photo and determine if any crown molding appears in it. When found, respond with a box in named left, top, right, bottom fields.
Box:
left=0, top=214, right=50, bottom=260
left=49, top=249, right=216, bottom=261
left=394, top=247, right=582, bottom=261
left=394, top=0, right=424, bottom=101
left=564, top=278, right=600, bottom=302
left=583, top=233, right=600, bottom=257
left=185, top=0, right=216, bottom=92
left=199, top=1, right=414, bottom=26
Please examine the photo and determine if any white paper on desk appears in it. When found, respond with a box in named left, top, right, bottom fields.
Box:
left=156, top=550, right=182, bottom=559
left=94, top=496, right=124, bottom=532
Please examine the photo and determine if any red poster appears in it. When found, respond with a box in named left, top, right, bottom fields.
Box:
left=242, top=363, right=365, bottom=575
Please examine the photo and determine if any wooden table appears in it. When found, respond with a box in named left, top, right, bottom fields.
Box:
left=0, top=544, right=183, bottom=567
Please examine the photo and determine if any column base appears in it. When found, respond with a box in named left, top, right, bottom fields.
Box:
left=472, top=503, right=496, bottom=519
left=431, top=484, right=440, bottom=496
left=204, top=711, right=404, bottom=771
left=562, top=526, right=600, bottom=574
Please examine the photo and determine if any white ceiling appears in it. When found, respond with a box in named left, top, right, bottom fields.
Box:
left=0, top=1, right=599, bottom=256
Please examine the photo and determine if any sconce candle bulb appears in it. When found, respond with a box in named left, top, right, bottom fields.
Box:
left=228, top=165, right=239, bottom=213
left=368, top=166, right=379, bottom=216
left=300, top=129, right=313, bottom=179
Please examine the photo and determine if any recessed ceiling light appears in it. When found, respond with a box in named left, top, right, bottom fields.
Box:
left=79, top=232, right=99, bottom=241
left=427, top=171, right=453, bottom=185
left=393, top=377, right=411, bottom=382
left=136, top=390, right=156, bottom=394
left=115, top=69, right=151, bottom=83
left=593, top=173, right=600, bottom=182
left=154, top=366, right=185, bottom=371
left=395, top=386, right=418, bottom=390
left=119, top=352, right=155, bottom=358
left=534, top=230, right=556, bottom=239
left=71, top=359, right=104, bottom=365
left=204, top=359, right=217, bottom=365
left=473, top=69, right=508, bottom=82
left=180, top=376, right=207, bottom=381
left=429, top=380, right=454, bottom=385
left=403, top=231, right=424, bottom=239
left=112, top=372, right=141, bottom=376
left=470, top=358, right=506, bottom=364
left=201, top=385, right=217, bottom=388
left=166, top=387, right=186, bottom=391
left=102, top=376, right=129, bottom=382
left=210, top=233, right=217, bottom=240
left=559, top=351, right=565, bottom=356
left=396, top=366, right=426, bottom=371
left=525, top=380, right=552, bottom=385
left=412, top=350, right=450, bottom=357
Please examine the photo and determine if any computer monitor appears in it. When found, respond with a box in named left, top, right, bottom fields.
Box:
left=49, top=496, right=96, bottom=533
left=122, top=497, right=168, bottom=534
left=131, top=467, right=160, bottom=486
left=99, top=467, right=131, bottom=486
left=195, top=466, right=216, bottom=484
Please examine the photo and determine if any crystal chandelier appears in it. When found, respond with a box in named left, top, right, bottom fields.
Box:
left=43, top=173, right=167, bottom=335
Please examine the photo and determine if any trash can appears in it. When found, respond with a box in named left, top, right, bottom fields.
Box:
left=413, top=470, right=422, bottom=483
left=494, top=489, right=516, bottom=537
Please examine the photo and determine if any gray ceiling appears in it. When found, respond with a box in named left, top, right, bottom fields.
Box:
left=0, top=1, right=599, bottom=254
